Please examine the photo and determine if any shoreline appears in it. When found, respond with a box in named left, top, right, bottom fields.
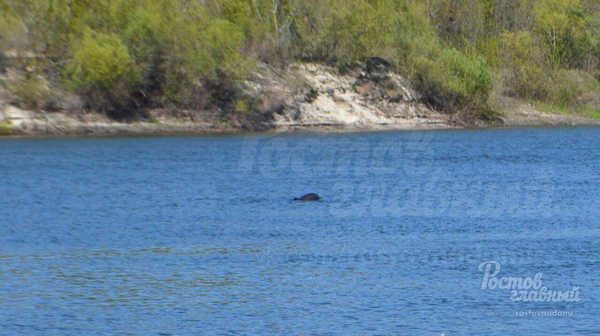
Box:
left=0, top=121, right=457, bottom=138
left=2, top=107, right=599, bottom=139
left=1, top=117, right=599, bottom=139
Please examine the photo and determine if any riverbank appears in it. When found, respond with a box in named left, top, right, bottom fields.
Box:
left=0, top=104, right=458, bottom=137
left=2, top=106, right=599, bottom=138
left=2, top=63, right=599, bottom=137
left=3, top=110, right=598, bottom=138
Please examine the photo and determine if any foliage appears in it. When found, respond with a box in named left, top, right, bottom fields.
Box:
left=0, top=122, right=13, bottom=135
left=413, top=49, right=492, bottom=114
left=1, top=0, right=600, bottom=119
left=199, top=19, right=250, bottom=82
left=5, top=72, right=50, bottom=109
left=64, top=29, right=139, bottom=111
left=499, top=31, right=552, bottom=100
left=66, top=29, right=138, bottom=92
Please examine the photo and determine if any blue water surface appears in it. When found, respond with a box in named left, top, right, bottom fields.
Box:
left=1, top=128, right=599, bottom=335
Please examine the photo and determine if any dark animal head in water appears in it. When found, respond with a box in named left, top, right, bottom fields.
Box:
left=294, top=193, right=321, bottom=201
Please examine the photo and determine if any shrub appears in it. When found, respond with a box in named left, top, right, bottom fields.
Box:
left=122, top=9, right=163, bottom=82
left=388, top=2, right=441, bottom=72
left=65, top=29, right=140, bottom=113
left=320, top=0, right=381, bottom=66
left=533, top=0, right=591, bottom=68
left=0, top=122, right=14, bottom=136
left=386, top=4, right=494, bottom=117
left=413, top=48, right=492, bottom=114
left=499, top=31, right=552, bottom=100
left=200, top=19, right=251, bottom=82
left=159, top=17, right=252, bottom=107
left=234, top=97, right=253, bottom=115
left=552, top=69, right=600, bottom=107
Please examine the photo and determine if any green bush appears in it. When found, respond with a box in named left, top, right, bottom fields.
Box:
left=320, top=0, right=381, bottom=66
left=499, top=31, right=552, bottom=100
left=160, top=17, right=251, bottom=105
left=413, top=48, right=492, bottom=114
left=65, top=29, right=140, bottom=112
left=0, top=122, right=14, bottom=136
left=533, top=0, right=592, bottom=68
left=234, top=97, right=253, bottom=115
left=388, top=2, right=442, bottom=71
left=122, top=9, right=162, bottom=81
left=200, top=19, right=251, bottom=82
left=552, top=69, right=600, bottom=107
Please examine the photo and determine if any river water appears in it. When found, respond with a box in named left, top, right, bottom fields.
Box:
left=1, top=128, right=599, bottom=335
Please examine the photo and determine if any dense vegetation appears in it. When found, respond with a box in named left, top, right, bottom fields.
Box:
left=1, top=0, right=600, bottom=120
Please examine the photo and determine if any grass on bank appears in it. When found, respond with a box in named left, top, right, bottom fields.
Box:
left=529, top=101, right=600, bottom=120
left=0, top=122, right=14, bottom=136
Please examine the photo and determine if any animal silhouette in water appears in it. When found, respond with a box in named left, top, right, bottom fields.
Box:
left=294, top=193, right=321, bottom=201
